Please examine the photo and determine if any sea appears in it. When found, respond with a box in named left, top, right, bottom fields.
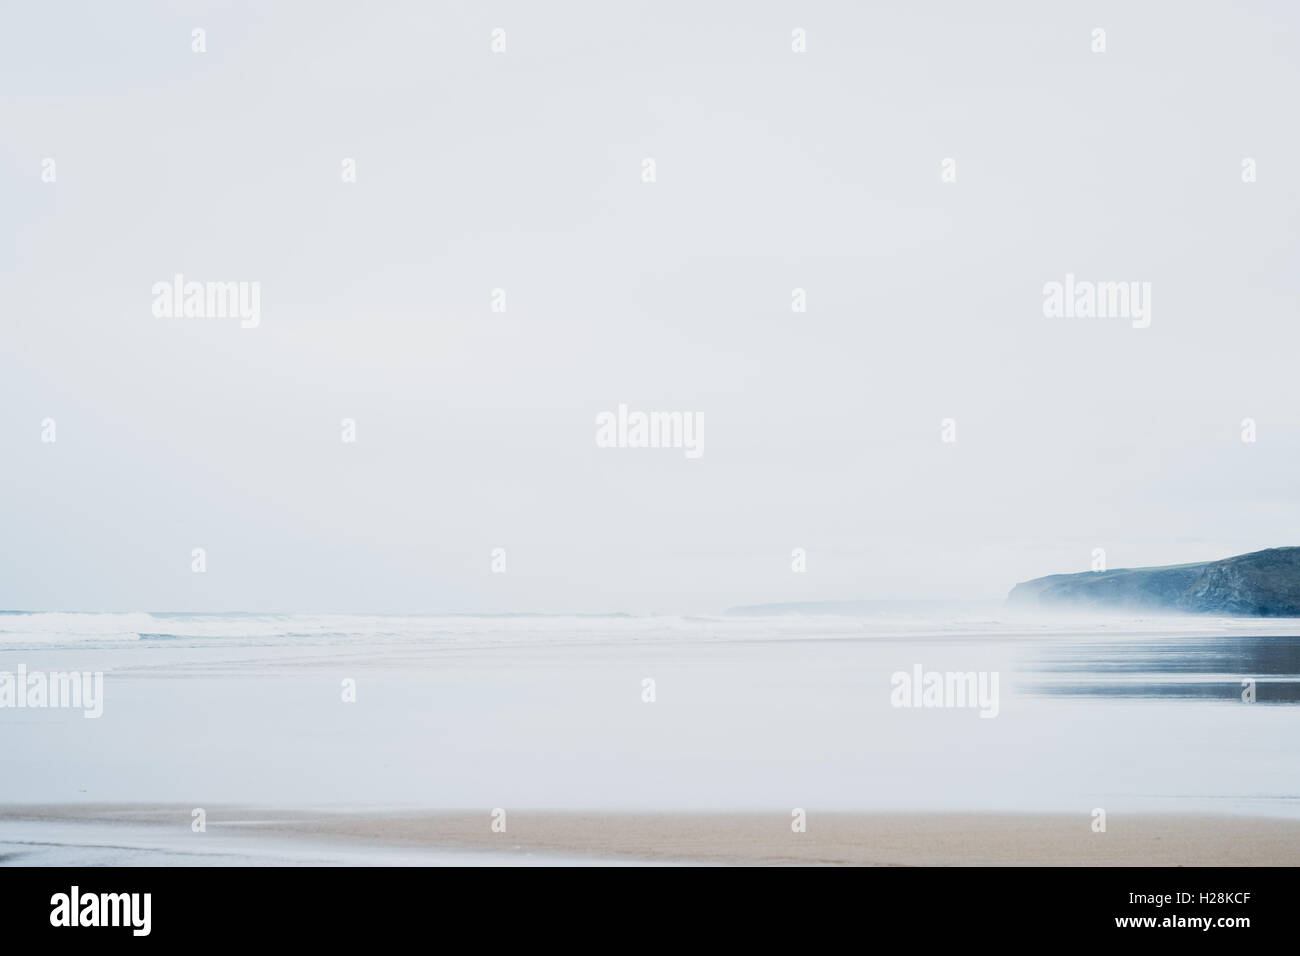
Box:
left=2, top=607, right=1299, bottom=863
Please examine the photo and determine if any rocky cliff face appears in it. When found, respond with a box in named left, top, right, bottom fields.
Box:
left=1007, top=547, right=1300, bottom=616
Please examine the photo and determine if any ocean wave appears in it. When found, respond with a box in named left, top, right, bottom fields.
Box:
left=1, top=608, right=1298, bottom=650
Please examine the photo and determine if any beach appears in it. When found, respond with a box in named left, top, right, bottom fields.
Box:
left=3, top=610, right=1300, bottom=866
left=4, top=805, right=1299, bottom=866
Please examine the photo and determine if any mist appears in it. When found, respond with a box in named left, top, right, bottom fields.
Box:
left=2, top=1, right=1297, bottom=613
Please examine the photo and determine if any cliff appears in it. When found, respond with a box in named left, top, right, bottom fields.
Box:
left=1007, top=547, right=1300, bottom=616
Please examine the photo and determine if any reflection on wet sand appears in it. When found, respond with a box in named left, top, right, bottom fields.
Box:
left=1024, top=635, right=1300, bottom=702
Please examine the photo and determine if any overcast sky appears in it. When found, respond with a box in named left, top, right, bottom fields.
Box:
left=2, top=1, right=1298, bottom=613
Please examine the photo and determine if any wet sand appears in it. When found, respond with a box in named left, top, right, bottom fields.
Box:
left=4, top=805, right=1298, bottom=866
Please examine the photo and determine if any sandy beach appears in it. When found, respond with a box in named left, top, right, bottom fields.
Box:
left=4, top=804, right=1299, bottom=866
left=5, top=614, right=1300, bottom=866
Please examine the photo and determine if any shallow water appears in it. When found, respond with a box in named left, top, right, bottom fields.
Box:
left=1025, top=634, right=1300, bottom=701
left=2, top=611, right=1298, bottom=823
left=0, top=819, right=646, bottom=866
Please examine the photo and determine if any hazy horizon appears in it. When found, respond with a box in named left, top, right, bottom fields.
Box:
left=2, top=545, right=1297, bottom=615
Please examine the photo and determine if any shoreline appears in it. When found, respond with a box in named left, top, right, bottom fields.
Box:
left=4, top=805, right=1299, bottom=866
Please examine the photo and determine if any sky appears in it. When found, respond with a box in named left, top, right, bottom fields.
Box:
left=1, top=1, right=1298, bottom=613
